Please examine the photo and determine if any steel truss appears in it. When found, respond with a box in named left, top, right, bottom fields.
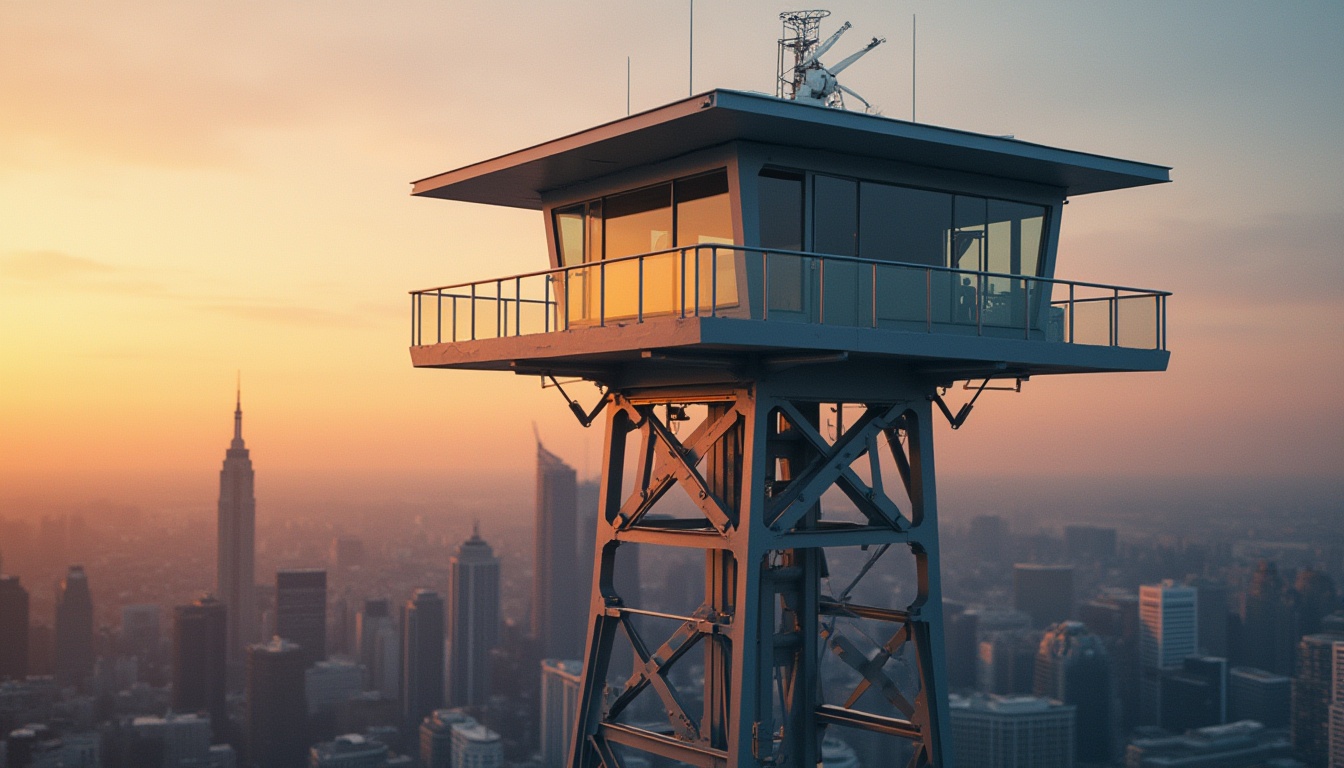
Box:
left=570, top=380, right=952, bottom=768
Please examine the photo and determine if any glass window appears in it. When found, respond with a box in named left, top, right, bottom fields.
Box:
left=859, top=182, right=950, bottom=266
left=603, top=184, right=671, bottom=260
left=759, top=170, right=805, bottom=314
left=813, top=175, right=858, bottom=257
left=554, top=205, right=585, bottom=267
left=676, top=171, right=735, bottom=312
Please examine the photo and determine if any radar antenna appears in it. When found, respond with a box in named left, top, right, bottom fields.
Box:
left=777, top=10, right=885, bottom=111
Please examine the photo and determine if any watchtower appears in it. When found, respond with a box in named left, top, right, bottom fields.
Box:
left=408, top=90, right=1170, bottom=767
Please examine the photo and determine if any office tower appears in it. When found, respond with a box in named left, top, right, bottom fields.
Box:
left=1014, top=564, right=1075, bottom=629
left=447, top=527, right=500, bottom=708
left=275, top=569, right=327, bottom=668
left=574, top=479, right=600, bottom=601
left=1139, top=581, right=1198, bottom=725
left=1159, top=656, right=1227, bottom=733
left=534, top=441, right=583, bottom=660
left=979, top=629, right=1041, bottom=695
left=540, top=659, right=583, bottom=768
left=172, top=596, right=228, bottom=735
left=219, top=389, right=258, bottom=668
left=1186, top=577, right=1230, bottom=657
left=306, top=659, right=365, bottom=715
left=1229, top=666, right=1291, bottom=728
left=245, top=637, right=307, bottom=768
left=357, top=598, right=399, bottom=699
left=54, top=565, right=94, bottom=690
left=1125, top=721, right=1293, bottom=766
left=944, top=603, right=979, bottom=690
left=1292, top=632, right=1344, bottom=766
left=1063, top=525, right=1117, bottom=563
left=1240, top=560, right=1294, bottom=675
left=948, top=694, right=1076, bottom=768
left=1034, top=621, right=1116, bottom=765
left=420, top=709, right=475, bottom=768
left=1330, top=640, right=1343, bottom=768
left=1080, top=591, right=1142, bottom=730
left=131, top=712, right=212, bottom=768
left=452, top=720, right=503, bottom=768
left=402, top=589, right=445, bottom=727
left=1296, top=569, right=1339, bottom=638
left=0, top=574, right=29, bottom=680
left=309, top=734, right=388, bottom=768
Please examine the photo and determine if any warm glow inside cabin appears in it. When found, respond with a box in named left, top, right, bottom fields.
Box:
left=409, top=90, right=1170, bottom=379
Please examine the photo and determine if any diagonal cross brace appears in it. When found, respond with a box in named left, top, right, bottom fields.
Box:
left=614, top=403, right=741, bottom=535
left=767, top=402, right=908, bottom=532
left=607, top=610, right=711, bottom=740
left=826, top=624, right=917, bottom=718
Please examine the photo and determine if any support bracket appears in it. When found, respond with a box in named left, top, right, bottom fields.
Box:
left=547, top=375, right=610, bottom=428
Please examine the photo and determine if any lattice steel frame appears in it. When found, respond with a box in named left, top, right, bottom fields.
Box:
left=569, top=378, right=952, bottom=768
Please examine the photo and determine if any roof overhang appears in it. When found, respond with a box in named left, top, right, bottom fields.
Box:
left=411, top=89, right=1171, bottom=210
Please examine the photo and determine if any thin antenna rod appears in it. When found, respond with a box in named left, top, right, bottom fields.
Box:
left=627, top=56, right=631, bottom=116
left=688, top=0, right=694, bottom=96
left=911, top=14, right=917, bottom=122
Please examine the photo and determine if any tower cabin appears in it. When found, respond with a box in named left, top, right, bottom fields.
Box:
left=409, top=89, right=1169, bottom=386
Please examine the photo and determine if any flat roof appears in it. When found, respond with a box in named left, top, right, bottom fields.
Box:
left=412, top=89, right=1170, bottom=209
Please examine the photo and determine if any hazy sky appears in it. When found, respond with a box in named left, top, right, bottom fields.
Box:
left=1, top=1, right=1341, bottom=512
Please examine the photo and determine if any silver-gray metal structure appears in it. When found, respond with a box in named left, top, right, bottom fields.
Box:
left=404, top=89, right=1171, bottom=767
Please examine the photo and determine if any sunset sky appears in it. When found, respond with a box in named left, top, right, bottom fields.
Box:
left=2, top=1, right=1341, bottom=514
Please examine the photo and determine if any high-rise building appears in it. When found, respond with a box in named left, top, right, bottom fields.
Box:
left=245, top=636, right=307, bottom=768
left=54, top=565, right=94, bottom=690
left=1187, top=577, right=1230, bottom=658
left=1014, top=564, right=1075, bottom=629
left=219, top=389, right=258, bottom=669
left=1330, top=640, right=1343, bottom=768
left=1292, top=632, right=1344, bottom=767
left=357, top=598, right=399, bottom=700
left=131, top=713, right=212, bottom=768
left=1125, top=720, right=1292, bottom=767
left=540, top=659, right=583, bottom=768
left=452, top=720, right=503, bottom=768
left=275, top=569, right=327, bottom=668
left=1239, top=561, right=1294, bottom=675
left=305, top=659, right=365, bottom=716
left=1034, top=621, right=1116, bottom=765
left=948, top=694, right=1076, bottom=768
left=1139, top=581, right=1198, bottom=725
left=309, top=734, right=387, bottom=768
left=534, top=442, right=583, bottom=659
left=0, top=574, right=29, bottom=680
left=1295, top=570, right=1339, bottom=638
left=1228, top=666, right=1290, bottom=729
left=402, top=589, right=445, bottom=727
left=1159, top=655, right=1227, bottom=733
left=420, top=709, right=476, bottom=768
left=1080, top=591, right=1142, bottom=730
left=172, top=595, right=228, bottom=736
left=447, top=527, right=500, bottom=708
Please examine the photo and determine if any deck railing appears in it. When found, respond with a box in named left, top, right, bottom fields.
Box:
left=410, top=245, right=1169, bottom=352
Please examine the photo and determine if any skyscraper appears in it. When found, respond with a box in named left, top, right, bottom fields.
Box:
left=54, top=565, right=94, bottom=690
left=1239, top=560, right=1294, bottom=675
left=1228, top=666, right=1291, bottom=729
left=540, top=659, right=583, bottom=768
left=275, top=569, right=327, bottom=668
left=172, top=595, right=228, bottom=737
left=245, top=636, right=307, bottom=768
left=1329, top=640, right=1343, bottom=768
left=218, top=389, right=258, bottom=669
left=421, top=709, right=476, bottom=768
left=1292, top=632, right=1344, bottom=767
left=402, top=589, right=445, bottom=727
left=1139, top=581, right=1198, bottom=725
left=1034, top=621, right=1116, bottom=765
left=534, top=442, right=583, bottom=659
left=0, top=574, right=29, bottom=680
left=948, top=694, right=1076, bottom=768
left=357, top=598, right=399, bottom=699
left=1014, top=564, right=1076, bottom=629
left=447, top=527, right=500, bottom=708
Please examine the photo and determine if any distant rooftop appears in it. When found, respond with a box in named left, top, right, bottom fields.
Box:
left=412, top=89, right=1170, bottom=209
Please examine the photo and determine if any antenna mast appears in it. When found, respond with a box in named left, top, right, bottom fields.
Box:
left=777, top=9, right=885, bottom=111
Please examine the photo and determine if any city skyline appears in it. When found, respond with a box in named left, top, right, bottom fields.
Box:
left=1, top=1, right=1341, bottom=516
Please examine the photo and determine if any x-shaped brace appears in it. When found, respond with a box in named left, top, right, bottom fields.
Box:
left=766, top=402, right=909, bottom=532
left=613, top=402, right=742, bottom=535
left=607, top=609, right=714, bottom=741
left=826, top=624, right=917, bottom=718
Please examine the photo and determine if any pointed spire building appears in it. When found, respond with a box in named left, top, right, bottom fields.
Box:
left=218, top=385, right=258, bottom=671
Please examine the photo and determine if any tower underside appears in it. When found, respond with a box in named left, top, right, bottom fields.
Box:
left=569, top=369, right=951, bottom=768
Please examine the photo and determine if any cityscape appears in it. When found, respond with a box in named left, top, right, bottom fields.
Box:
left=2, top=2, right=1342, bottom=768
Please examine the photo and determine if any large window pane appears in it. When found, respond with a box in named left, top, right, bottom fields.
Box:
left=677, top=171, right=735, bottom=311
left=859, top=182, right=950, bottom=267
left=759, top=171, right=806, bottom=314
left=604, top=185, right=672, bottom=260
left=813, top=176, right=858, bottom=257
left=554, top=205, right=584, bottom=267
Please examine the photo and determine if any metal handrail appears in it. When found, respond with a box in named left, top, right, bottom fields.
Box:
left=410, top=244, right=1170, bottom=351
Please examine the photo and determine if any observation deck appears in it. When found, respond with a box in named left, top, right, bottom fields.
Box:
left=409, top=244, right=1168, bottom=385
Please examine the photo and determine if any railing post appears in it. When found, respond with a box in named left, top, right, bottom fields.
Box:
left=680, top=249, right=687, bottom=318
left=1068, top=283, right=1075, bottom=344
left=599, top=260, right=606, bottom=326
left=975, top=272, right=983, bottom=336
left=564, top=270, right=571, bottom=331
left=515, top=276, right=522, bottom=337
left=871, top=262, right=878, bottom=328
left=411, top=294, right=417, bottom=346
left=925, top=269, right=932, bottom=333
left=818, top=257, right=826, bottom=324
left=762, top=251, right=769, bottom=321
left=638, top=255, right=645, bottom=322
left=710, top=247, right=717, bottom=317
left=469, top=284, right=477, bottom=340
left=694, top=246, right=701, bottom=316
left=1023, top=280, right=1030, bottom=339
left=436, top=291, right=442, bottom=345
left=1160, top=294, right=1167, bottom=351
left=1112, top=288, right=1120, bottom=347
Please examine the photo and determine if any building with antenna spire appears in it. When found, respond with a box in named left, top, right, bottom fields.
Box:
left=448, top=524, right=501, bottom=708
left=218, top=385, right=257, bottom=677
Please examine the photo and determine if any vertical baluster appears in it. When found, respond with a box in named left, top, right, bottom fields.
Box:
left=638, top=255, right=645, bottom=322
